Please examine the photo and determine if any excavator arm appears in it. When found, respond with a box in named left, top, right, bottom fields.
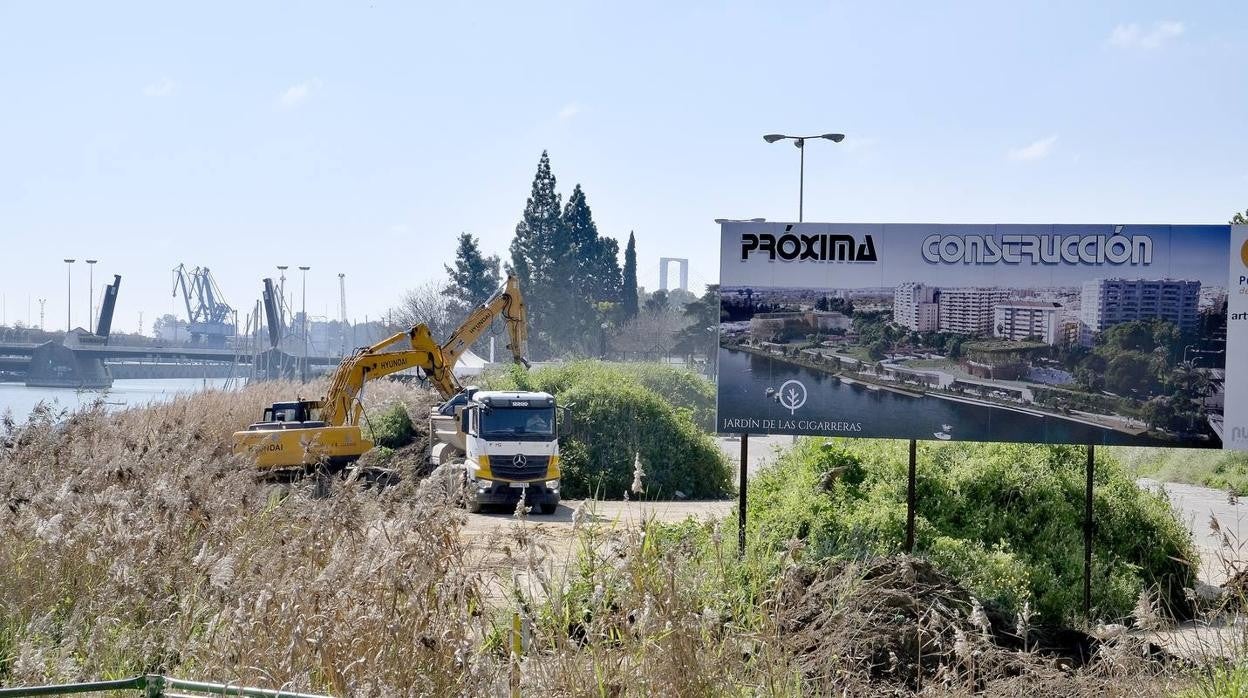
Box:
left=315, top=275, right=530, bottom=427
left=317, top=324, right=448, bottom=426
left=439, top=274, right=529, bottom=370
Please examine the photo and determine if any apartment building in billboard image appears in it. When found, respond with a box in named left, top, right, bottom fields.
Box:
left=938, top=287, right=1011, bottom=336
left=993, top=301, right=1063, bottom=344
left=893, top=282, right=940, bottom=332
left=1078, top=278, right=1201, bottom=345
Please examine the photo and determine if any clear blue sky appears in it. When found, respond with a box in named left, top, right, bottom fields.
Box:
left=2, top=1, right=1245, bottom=334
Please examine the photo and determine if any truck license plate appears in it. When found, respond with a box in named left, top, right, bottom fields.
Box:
left=509, top=482, right=528, bottom=489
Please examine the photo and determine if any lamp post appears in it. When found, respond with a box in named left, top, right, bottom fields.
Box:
left=276, top=265, right=289, bottom=327
left=86, top=259, right=98, bottom=333
left=299, top=265, right=310, bottom=382
left=63, top=259, right=75, bottom=331
left=762, top=133, right=845, bottom=221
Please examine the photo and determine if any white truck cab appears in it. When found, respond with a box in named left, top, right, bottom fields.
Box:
left=429, top=388, right=561, bottom=514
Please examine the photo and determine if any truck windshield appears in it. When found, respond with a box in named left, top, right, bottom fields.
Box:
left=481, top=407, right=555, bottom=440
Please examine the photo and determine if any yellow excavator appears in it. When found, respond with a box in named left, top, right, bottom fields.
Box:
left=233, top=274, right=531, bottom=470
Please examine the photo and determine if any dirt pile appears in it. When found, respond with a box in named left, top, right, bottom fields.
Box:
left=776, top=556, right=1177, bottom=696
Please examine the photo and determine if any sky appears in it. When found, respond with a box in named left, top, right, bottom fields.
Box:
left=1, top=1, right=1246, bottom=334
left=719, top=223, right=1234, bottom=289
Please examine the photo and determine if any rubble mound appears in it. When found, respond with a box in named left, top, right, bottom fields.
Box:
left=776, top=556, right=1175, bottom=695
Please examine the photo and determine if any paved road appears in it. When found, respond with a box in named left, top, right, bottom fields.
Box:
left=1140, top=478, right=1247, bottom=585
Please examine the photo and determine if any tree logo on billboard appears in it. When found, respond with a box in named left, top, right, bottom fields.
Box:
left=778, top=379, right=808, bottom=415
left=1241, top=239, right=1248, bottom=268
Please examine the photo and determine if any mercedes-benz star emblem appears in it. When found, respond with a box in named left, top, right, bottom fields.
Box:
left=512, top=454, right=528, bottom=467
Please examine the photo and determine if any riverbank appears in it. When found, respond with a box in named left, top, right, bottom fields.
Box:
left=927, top=391, right=1150, bottom=436
left=0, top=377, right=236, bottom=420
left=721, top=344, right=1164, bottom=444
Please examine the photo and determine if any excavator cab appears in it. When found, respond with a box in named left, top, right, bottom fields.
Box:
left=253, top=400, right=325, bottom=429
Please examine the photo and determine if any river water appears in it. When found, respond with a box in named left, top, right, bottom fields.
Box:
left=716, top=348, right=1175, bottom=447
left=0, top=378, right=234, bottom=422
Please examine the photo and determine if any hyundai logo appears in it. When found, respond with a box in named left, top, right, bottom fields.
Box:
left=512, top=454, right=527, bottom=467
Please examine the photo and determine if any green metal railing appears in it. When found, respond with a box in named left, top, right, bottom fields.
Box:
left=0, top=674, right=333, bottom=698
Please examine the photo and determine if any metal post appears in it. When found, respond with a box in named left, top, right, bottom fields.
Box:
left=1084, top=444, right=1094, bottom=619
left=299, top=265, right=310, bottom=382
left=63, top=258, right=75, bottom=332
left=905, top=439, right=917, bottom=553
left=738, top=433, right=749, bottom=558
left=798, top=140, right=805, bottom=222
left=86, top=259, right=97, bottom=334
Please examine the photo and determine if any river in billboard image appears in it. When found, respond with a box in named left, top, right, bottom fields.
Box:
left=716, top=348, right=1181, bottom=447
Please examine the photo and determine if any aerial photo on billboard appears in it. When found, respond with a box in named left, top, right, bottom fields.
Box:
left=717, top=221, right=1248, bottom=450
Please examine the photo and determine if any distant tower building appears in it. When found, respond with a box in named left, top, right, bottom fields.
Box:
left=1078, top=278, right=1201, bottom=345
left=893, top=282, right=940, bottom=332
left=938, top=288, right=1010, bottom=336
left=659, top=258, right=689, bottom=293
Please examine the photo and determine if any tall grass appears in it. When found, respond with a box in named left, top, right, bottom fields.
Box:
left=1114, top=446, right=1248, bottom=494
left=0, top=383, right=1218, bottom=695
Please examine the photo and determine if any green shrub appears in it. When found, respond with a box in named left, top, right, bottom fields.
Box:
left=1116, top=446, right=1248, bottom=494
left=1178, top=664, right=1248, bottom=698
left=482, top=361, right=731, bottom=499
left=745, top=438, right=1198, bottom=625
left=366, top=403, right=414, bottom=449
left=483, top=361, right=716, bottom=431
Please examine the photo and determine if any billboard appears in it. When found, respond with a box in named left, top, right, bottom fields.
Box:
left=717, top=222, right=1247, bottom=450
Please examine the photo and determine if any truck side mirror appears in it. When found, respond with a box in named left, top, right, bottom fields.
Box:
left=460, top=408, right=472, bottom=435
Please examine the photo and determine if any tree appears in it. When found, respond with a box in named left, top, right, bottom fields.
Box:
left=620, top=231, right=639, bottom=321
left=1104, top=351, right=1159, bottom=396
left=563, top=184, right=622, bottom=306
left=507, top=153, right=626, bottom=358
left=1232, top=209, right=1247, bottom=225
left=610, top=300, right=686, bottom=360
left=644, top=290, right=669, bottom=315
left=392, top=281, right=455, bottom=341
left=673, top=285, right=720, bottom=364
left=509, top=151, right=576, bottom=357
left=559, top=183, right=622, bottom=351
left=442, top=233, right=502, bottom=355
left=444, top=233, right=501, bottom=309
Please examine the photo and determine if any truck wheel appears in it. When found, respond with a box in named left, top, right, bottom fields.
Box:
left=465, top=483, right=483, bottom=514
left=537, top=500, right=558, bottom=515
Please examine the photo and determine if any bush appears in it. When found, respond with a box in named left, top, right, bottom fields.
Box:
left=482, top=361, right=731, bottom=499
left=482, top=360, right=716, bottom=432
left=746, top=438, right=1198, bottom=624
left=366, top=402, right=414, bottom=449
left=1116, top=446, right=1248, bottom=494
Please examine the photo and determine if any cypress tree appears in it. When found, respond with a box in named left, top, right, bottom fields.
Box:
left=621, top=231, right=639, bottom=320
left=562, top=184, right=622, bottom=305
left=509, top=151, right=564, bottom=294
left=508, top=151, right=578, bottom=357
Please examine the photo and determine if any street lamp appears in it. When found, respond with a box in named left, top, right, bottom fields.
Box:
left=299, top=265, right=310, bottom=382
left=86, top=259, right=98, bottom=333
left=276, top=265, right=289, bottom=327
left=63, top=259, right=75, bottom=332
left=762, top=133, right=845, bottom=221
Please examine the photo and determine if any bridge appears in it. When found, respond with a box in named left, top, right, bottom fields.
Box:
left=0, top=274, right=348, bottom=389
left=0, top=337, right=342, bottom=388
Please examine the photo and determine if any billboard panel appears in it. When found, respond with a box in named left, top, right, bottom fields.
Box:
left=717, top=222, right=1246, bottom=449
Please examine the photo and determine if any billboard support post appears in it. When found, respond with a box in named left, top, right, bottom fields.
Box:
left=738, top=434, right=749, bottom=558
left=1084, top=444, right=1095, bottom=619
left=905, top=439, right=917, bottom=553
